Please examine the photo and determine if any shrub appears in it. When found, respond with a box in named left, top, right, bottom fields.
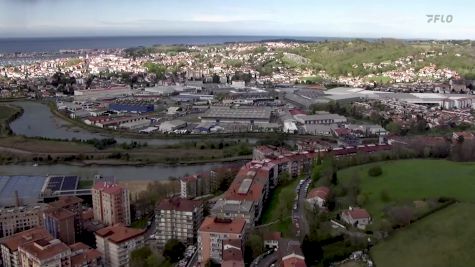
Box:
left=368, top=165, right=383, bottom=177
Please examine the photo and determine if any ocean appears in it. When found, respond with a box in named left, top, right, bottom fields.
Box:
left=0, top=35, right=347, bottom=53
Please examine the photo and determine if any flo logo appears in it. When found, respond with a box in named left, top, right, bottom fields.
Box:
left=426, top=15, right=453, bottom=23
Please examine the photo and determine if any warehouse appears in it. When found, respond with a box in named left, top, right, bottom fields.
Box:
left=159, top=120, right=187, bottom=133
left=109, top=102, right=154, bottom=113
left=201, top=106, right=272, bottom=124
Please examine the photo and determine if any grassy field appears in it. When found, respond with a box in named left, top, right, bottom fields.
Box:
left=261, top=179, right=299, bottom=237
left=371, top=203, right=475, bottom=267
left=338, top=159, right=475, bottom=219
left=0, top=104, right=21, bottom=136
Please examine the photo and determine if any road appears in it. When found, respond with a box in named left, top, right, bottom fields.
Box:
left=252, top=250, right=278, bottom=267
left=293, top=178, right=311, bottom=239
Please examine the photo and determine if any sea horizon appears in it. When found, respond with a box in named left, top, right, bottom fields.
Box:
left=0, top=34, right=470, bottom=54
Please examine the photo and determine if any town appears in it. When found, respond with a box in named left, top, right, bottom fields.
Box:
left=1, top=36, right=475, bottom=267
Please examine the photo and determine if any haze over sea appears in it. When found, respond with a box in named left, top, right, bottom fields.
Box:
left=0, top=35, right=361, bottom=53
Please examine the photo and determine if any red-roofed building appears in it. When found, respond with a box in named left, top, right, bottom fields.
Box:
left=306, top=187, right=331, bottom=209
left=341, top=208, right=371, bottom=230
left=95, top=224, right=145, bottom=267
left=198, top=217, right=247, bottom=265
left=92, top=182, right=131, bottom=226
left=222, top=239, right=244, bottom=267
left=277, top=239, right=307, bottom=267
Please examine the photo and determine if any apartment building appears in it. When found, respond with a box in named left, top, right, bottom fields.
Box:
left=43, top=207, right=76, bottom=245
left=92, top=182, right=131, bottom=226
left=0, top=205, right=48, bottom=239
left=18, top=238, right=71, bottom=267
left=48, top=196, right=84, bottom=236
left=156, top=197, right=203, bottom=246
left=0, top=227, right=51, bottom=267
left=95, top=224, right=145, bottom=267
left=197, top=217, right=246, bottom=265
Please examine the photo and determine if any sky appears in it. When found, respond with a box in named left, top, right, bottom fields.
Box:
left=0, top=0, right=474, bottom=39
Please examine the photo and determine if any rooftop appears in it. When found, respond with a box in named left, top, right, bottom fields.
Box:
left=95, top=224, right=145, bottom=244
left=199, top=217, right=246, bottom=234
left=49, top=196, right=83, bottom=209
left=0, top=227, right=51, bottom=252
left=211, top=199, right=254, bottom=214
left=156, top=197, right=202, bottom=212
left=202, top=106, right=271, bottom=120
left=93, top=181, right=125, bottom=195
left=19, top=238, right=70, bottom=261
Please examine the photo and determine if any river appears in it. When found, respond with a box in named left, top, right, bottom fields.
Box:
left=8, top=101, right=258, bottom=146
left=0, top=162, right=224, bottom=181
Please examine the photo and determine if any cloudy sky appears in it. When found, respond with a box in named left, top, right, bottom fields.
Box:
left=0, top=0, right=474, bottom=39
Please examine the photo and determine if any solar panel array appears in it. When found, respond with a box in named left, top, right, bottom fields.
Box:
left=0, top=176, right=47, bottom=207
left=45, top=176, right=79, bottom=192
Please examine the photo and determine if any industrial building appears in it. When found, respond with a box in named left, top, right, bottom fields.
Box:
left=109, top=102, right=154, bottom=113
left=201, top=106, right=272, bottom=124
left=0, top=176, right=47, bottom=207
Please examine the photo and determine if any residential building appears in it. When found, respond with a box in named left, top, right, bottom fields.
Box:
left=0, top=227, right=51, bottom=267
left=341, top=208, right=371, bottom=230
left=263, top=232, right=281, bottom=250
left=48, top=196, right=84, bottom=236
left=155, top=197, right=204, bottom=246
left=18, top=238, right=72, bottom=267
left=43, top=207, right=76, bottom=245
left=221, top=239, right=244, bottom=267
left=197, top=217, right=247, bottom=265
left=210, top=199, right=255, bottom=225
left=0, top=205, right=47, bottom=239
left=92, top=182, right=131, bottom=226
left=69, top=242, right=103, bottom=267
left=306, top=187, right=331, bottom=209
left=276, top=239, right=307, bottom=267
left=95, top=224, right=145, bottom=267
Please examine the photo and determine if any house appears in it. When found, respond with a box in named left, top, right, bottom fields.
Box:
left=263, top=232, right=281, bottom=250
left=277, top=239, right=307, bottom=267
left=306, top=187, right=330, bottom=209
left=341, top=208, right=371, bottom=230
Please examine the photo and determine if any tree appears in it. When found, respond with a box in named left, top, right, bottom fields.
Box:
left=368, top=165, right=383, bottom=177
left=130, top=246, right=153, bottom=267
left=244, top=234, right=264, bottom=263
left=163, top=239, right=185, bottom=262
left=387, top=206, right=414, bottom=227
left=301, top=235, right=323, bottom=265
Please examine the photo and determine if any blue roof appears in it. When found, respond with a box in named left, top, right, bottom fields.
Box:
left=0, top=176, right=47, bottom=207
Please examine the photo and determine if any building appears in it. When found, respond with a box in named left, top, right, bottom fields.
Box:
left=263, top=232, right=281, bottom=250
left=0, top=227, right=51, bottom=267
left=43, top=207, right=76, bottom=245
left=295, top=112, right=347, bottom=125
left=201, top=106, right=272, bottom=124
left=198, top=217, right=247, bottom=265
left=306, top=187, right=330, bottom=209
left=95, top=224, right=145, bottom=267
left=48, top=196, right=84, bottom=236
left=341, top=208, right=371, bottom=230
left=155, top=197, right=204, bottom=246
left=18, top=238, right=72, bottom=267
left=159, top=120, right=187, bottom=133
left=277, top=239, right=307, bottom=267
left=210, top=199, right=255, bottom=225
left=109, top=102, right=154, bottom=113
left=17, top=235, right=101, bottom=267
left=0, top=205, right=47, bottom=239
left=69, top=242, right=103, bottom=267
left=92, top=182, right=131, bottom=226
left=221, top=239, right=244, bottom=267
